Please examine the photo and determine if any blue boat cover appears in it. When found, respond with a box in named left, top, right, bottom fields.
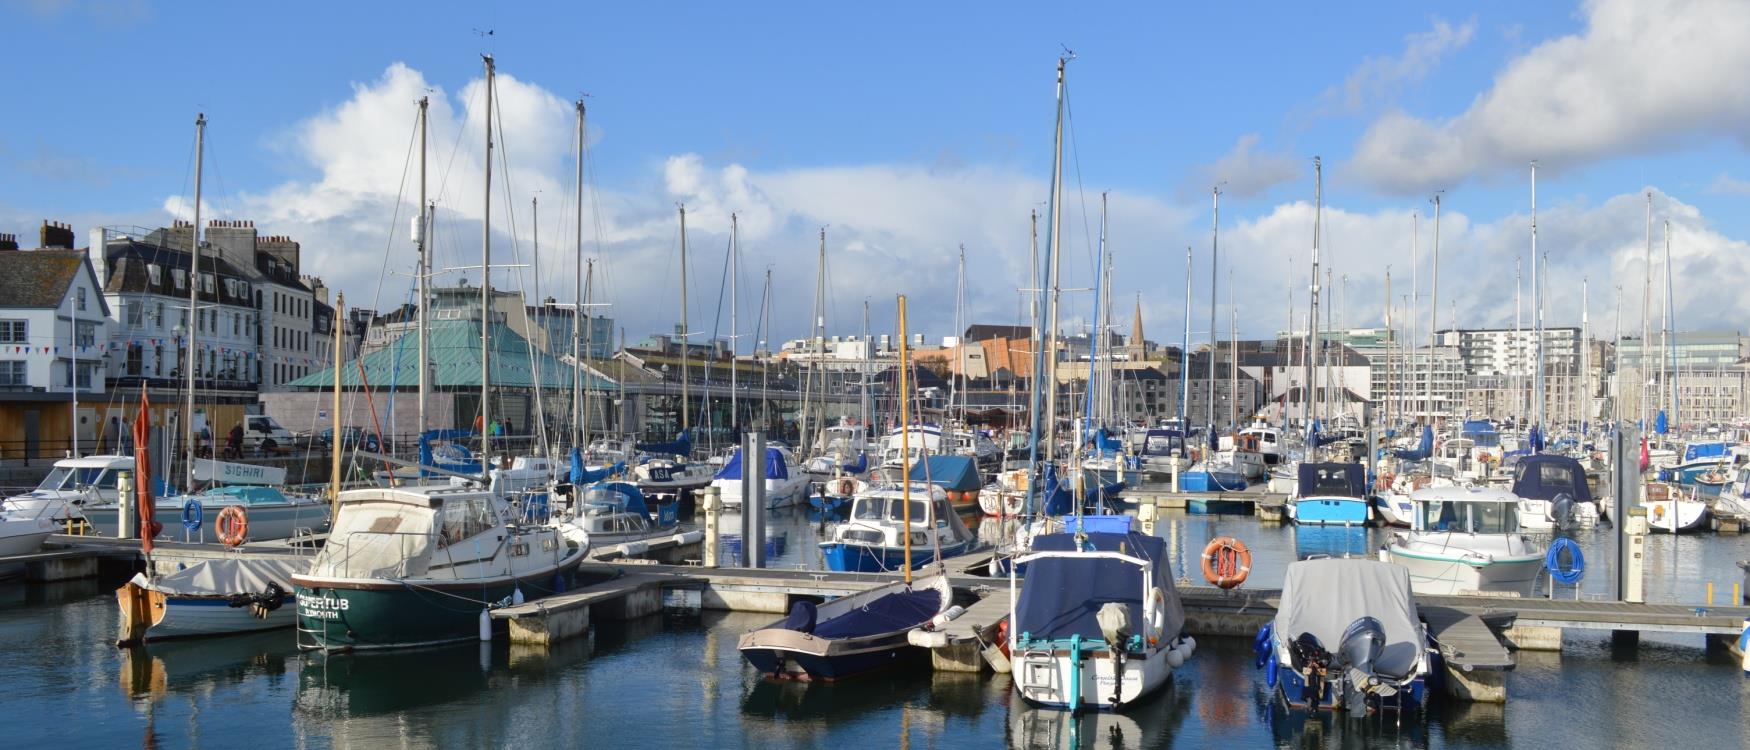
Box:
left=842, top=452, right=868, bottom=474
left=418, top=430, right=480, bottom=474
left=637, top=429, right=692, bottom=457
left=1655, top=411, right=1668, bottom=435
left=1140, top=430, right=1185, bottom=457
left=714, top=447, right=790, bottom=481
left=1015, top=532, right=1176, bottom=641
left=1682, top=441, right=1729, bottom=462
left=1296, top=463, right=1365, bottom=499
left=1392, top=426, right=1434, bottom=461
left=585, top=481, right=650, bottom=517
left=1088, top=428, right=1124, bottom=457
left=1512, top=454, right=1593, bottom=504
left=568, top=448, right=624, bottom=485
left=810, top=587, right=942, bottom=639
left=908, top=455, right=981, bottom=492
left=1461, top=420, right=1495, bottom=436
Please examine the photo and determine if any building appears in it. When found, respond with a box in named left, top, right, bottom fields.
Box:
left=528, top=300, right=615, bottom=359
left=0, top=224, right=111, bottom=458
left=1613, top=332, right=1749, bottom=426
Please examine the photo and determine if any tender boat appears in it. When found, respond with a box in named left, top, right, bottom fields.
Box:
left=85, top=460, right=329, bottom=542
left=1256, top=558, right=1434, bottom=716
left=292, top=484, right=589, bottom=651
left=563, top=481, right=678, bottom=546
left=738, top=568, right=953, bottom=681
left=1285, top=463, right=1370, bottom=526
left=1010, top=531, right=1194, bottom=711
left=117, top=558, right=308, bottom=643
left=1387, top=486, right=1545, bottom=596
left=713, top=446, right=809, bottom=510
left=819, top=482, right=980, bottom=573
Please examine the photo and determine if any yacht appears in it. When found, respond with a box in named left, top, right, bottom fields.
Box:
left=879, top=424, right=999, bottom=471
left=819, top=482, right=979, bottom=573
left=714, top=446, right=810, bottom=510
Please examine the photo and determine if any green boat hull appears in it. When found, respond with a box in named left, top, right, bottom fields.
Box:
left=296, top=567, right=576, bottom=651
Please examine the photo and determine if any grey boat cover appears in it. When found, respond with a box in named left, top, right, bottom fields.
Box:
left=130, top=558, right=308, bottom=598
left=1274, top=558, right=1422, bottom=679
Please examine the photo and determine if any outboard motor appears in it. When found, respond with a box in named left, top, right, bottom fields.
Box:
left=1097, top=602, right=1133, bottom=707
left=1551, top=492, right=1576, bottom=532
left=1289, top=632, right=1333, bottom=707
left=1337, top=616, right=1387, bottom=717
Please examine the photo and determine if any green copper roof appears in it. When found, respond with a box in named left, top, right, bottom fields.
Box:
left=289, top=319, right=610, bottom=391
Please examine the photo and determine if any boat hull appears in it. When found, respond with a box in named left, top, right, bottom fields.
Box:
left=1288, top=497, right=1371, bottom=526
left=1186, top=497, right=1250, bottom=515
left=819, top=539, right=972, bottom=573
left=1372, top=493, right=1416, bottom=527
left=739, top=631, right=922, bottom=681
left=0, top=527, right=50, bottom=556
left=1179, top=471, right=1247, bottom=493
left=83, top=501, right=328, bottom=541
left=150, top=594, right=297, bottom=638
left=1012, top=642, right=1182, bottom=711
left=1386, top=547, right=1542, bottom=597
left=293, top=562, right=581, bottom=651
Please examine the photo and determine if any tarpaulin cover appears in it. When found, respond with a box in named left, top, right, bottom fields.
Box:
left=133, top=557, right=308, bottom=597
left=1392, top=426, right=1434, bottom=461
left=714, top=447, right=790, bottom=481
left=811, top=587, right=944, bottom=639
left=908, top=455, right=981, bottom=492
left=307, top=499, right=436, bottom=578
left=1140, top=430, right=1185, bottom=457
left=1296, top=463, right=1366, bottom=499
left=1015, top=532, right=1184, bottom=643
left=583, top=482, right=650, bottom=518
left=1061, top=515, right=1133, bottom=534
left=1682, top=441, right=1729, bottom=462
left=569, top=448, right=623, bottom=485
left=1511, top=454, right=1594, bottom=504
left=1275, top=558, right=1423, bottom=679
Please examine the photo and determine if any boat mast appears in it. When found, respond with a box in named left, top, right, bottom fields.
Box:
left=760, top=268, right=771, bottom=432
left=183, top=114, right=205, bottom=493
left=417, top=97, right=430, bottom=438
left=480, top=55, right=495, bottom=471
left=531, top=194, right=545, bottom=455
left=580, top=261, right=595, bottom=448
left=1582, top=276, right=1590, bottom=428
left=1383, top=266, right=1392, bottom=428
left=1515, top=258, right=1522, bottom=423
left=678, top=204, right=690, bottom=436
left=1025, top=56, right=1068, bottom=515
left=897, top=294, right=913, bottom=584
left=1207, top=186, right=1219, bottom=437
left=730, top=213, right=739, bottom=442
left=571, top=100, right=585, bottom=448
left=1305, top=157, right=1320, bottom=444
left=1531, top=162, right=1543, bottom=447
left=1181, top=245, right=1192, bottom=428
left=1410, top=210, right=1418, bottom=422
left=1429, top=193, right=1441, bottom=425
left=330, top=294, right=345, bottom=507
left=1663, top=220, right=1674, bottom=431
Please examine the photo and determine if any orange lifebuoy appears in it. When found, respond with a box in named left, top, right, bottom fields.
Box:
left=216, top=506, right=248, bottom=547
left=1200, top=536, right=1251, bottom=589
left=836, top=478, right=856, bottom=496
left=1375, top=472, right=1396, bottom=491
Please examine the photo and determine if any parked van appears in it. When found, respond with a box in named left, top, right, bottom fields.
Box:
left=243, top=415, right=295, bottom=454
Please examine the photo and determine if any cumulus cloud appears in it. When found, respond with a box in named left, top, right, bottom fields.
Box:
left=1351, top=0, right=1750, bottom=193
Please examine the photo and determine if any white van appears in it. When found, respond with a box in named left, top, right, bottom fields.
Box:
left=243, top=415, right=295, bottom=454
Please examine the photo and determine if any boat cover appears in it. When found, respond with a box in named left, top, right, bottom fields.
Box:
left=810, top=586, right=944, bottom=639
left=1275, top=558, right=1422, bottom=679
left=1392, top=426, right=1434, bottom=461
left=134, top=557, right=307, bottom=597
left=1061, top=515, right=1132, bottom=534
left=1015, top=532, right=1184, bottom=643
left=197, top=486, right=291, bottom=506
left=1297, top=463, right=1365, bottom=499
left=1683, top=441, right=1729, bottom=462
left=1511, top=454, right=1594, bottom=504
left=714, top=447, right=790, bottom=481
left=307, top=500, right=436, bottom=578
left=636, top=429, right=692, bottom=457
left=908, top=455, right=981, bottom=492
left=583, top=482, right=651, bottom=517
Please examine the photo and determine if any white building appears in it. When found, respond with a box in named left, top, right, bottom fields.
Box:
left=89, top=224, right=259, bottom=390
left=0, top=232, right=109, bottom=395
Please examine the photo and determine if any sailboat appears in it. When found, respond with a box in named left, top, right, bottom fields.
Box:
left=738, top=295, right=954, bottom=679
left=633, top=206, right=716, bottom=498
left=291, top=57, right=590, bottom=651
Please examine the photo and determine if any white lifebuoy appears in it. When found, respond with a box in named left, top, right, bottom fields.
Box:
left=1145, top=587, right=1168, bottom=637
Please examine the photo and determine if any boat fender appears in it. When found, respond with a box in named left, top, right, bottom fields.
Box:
left=1183, top=635, right=1196, bottom=656
left=1145, top=587, right=1168, bottom=644
left=216, top=506, right=249, bottom=547
left=925, top=605, right=967, bottom=631
left=512, top=588, right=525, bottom=606
left=180, top=499, right=203, bottom=531
left=672, top=530, right=705, bottom=546
left=1167, top=644, right=1186, bottom=668
left=478, top=609, right=491, bottom=642
left=1253, top=623, right=1275, bottom=668
left=619, top=541, right=649, bottom=557
left=1545, top=537, right=1585, bottom=585
left=1200, top=537, right=1252, bottom=589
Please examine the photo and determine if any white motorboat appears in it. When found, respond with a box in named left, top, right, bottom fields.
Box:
left=0, top=507, right=56, bottom=556
left=1257, top=558, right=1435, bottom=715
left=562, top=481, right=676, bottom=546
left=1512, top=454, right=1599, bottom=532
left=83, top=460, right=329, bottom=542
left=1238, top=421, right=1284, bottom=466
left=1641, top=482, right=1710, bottom=533
left=117, top=557, right=309, bottom=643
left=818, top=482, right=980, bottom=573
left=878, top=423, right=999, bottom=471
left=1386, top=486, right=1546, bottom=597
left=2, top=455, right=134, bottom=525
left=1010, top=529, right=1194, bottom=711
left=713, top=445, right=809, bottom=510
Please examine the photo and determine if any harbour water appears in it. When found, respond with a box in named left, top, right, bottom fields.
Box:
left=3, top=508, right=1746, bottom=749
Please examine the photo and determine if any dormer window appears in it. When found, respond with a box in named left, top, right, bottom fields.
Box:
left=148, top=265, right=162, bottom=286
left=172, top=268, right=185, bottom=289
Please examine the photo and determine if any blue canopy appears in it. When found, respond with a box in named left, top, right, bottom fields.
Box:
left=714, top=447, right=790, bottom=481
left=1682, top=441, right=1729, bottom=463
left=1655, top=411, right=1669, bottom=435
left=418, top=429, right=480, bottom=475
left=637, top=429, right=692, bottom=457
left=569, top=448, right=624, bottom=485
left=1296, top=462, right=1366, bottom=499
left=907, top=454, right=982, bottom=492
left=1392, top=425, right=1434, bottom=461
left=1088, top=428, right=1124, bottom=457
left=1014, top=532, right=1173, bottom=642
left=842, top=452, right=868, bottom=474
left=1511, top=454, right=1594, bottom=504
left=584, top=481, right=650, bottom=517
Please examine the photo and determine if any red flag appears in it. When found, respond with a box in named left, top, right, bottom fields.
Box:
left=1638, top=436, right=1650, bottom=473
left=132, top=388, right=160, bottom=551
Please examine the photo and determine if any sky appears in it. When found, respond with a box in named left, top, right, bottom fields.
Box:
left=3, top=0, right=1749, bottom=352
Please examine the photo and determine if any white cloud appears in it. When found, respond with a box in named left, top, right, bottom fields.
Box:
left=1183, top=134, right=1301, bottom=200
left=1335, top=17, right=1476, bottom=112
left=1706, top=172, right=1750, bottom=195
left=1351, top=0, right=1750, bottom=193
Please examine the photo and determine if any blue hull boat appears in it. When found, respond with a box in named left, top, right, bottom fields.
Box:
left=1180, top=471, right=1247, bottom=493
left=820, top=539, right=974, bottom=573
left=1288, top=463, right=1371, bottom=526
left=738, top=573, right=952, bottom=681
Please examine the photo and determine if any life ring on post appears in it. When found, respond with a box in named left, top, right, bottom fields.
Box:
left=216, top=506, right=249, bottom=547
left=836, top=478, right=856, bottom=496
left=1200, top=537, right=1252, bottom=589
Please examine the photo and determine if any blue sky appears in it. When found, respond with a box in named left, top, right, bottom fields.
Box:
left=3, top=0, right=1748, bottom=347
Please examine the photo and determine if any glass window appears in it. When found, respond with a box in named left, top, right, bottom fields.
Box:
left=171, top=268, right=184, bottom=289
left=0, top=361, right=25, bottom=386
left=0, top=319, right=26, bottom=343
left=853, top=497, right=888, bottom=521
left=75, top=287, right=86, bottom=311
left=35, top=467, right=72, bottom=490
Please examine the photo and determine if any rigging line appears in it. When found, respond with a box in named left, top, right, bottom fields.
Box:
left=581, top=119, right=615, bottom=307
left=1062, top=81, right=1098, bottom=289
left=710, top=232, right=731, bottom=347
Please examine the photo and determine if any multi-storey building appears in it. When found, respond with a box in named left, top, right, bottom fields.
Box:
left=0, top=224, right=111, bottom=457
